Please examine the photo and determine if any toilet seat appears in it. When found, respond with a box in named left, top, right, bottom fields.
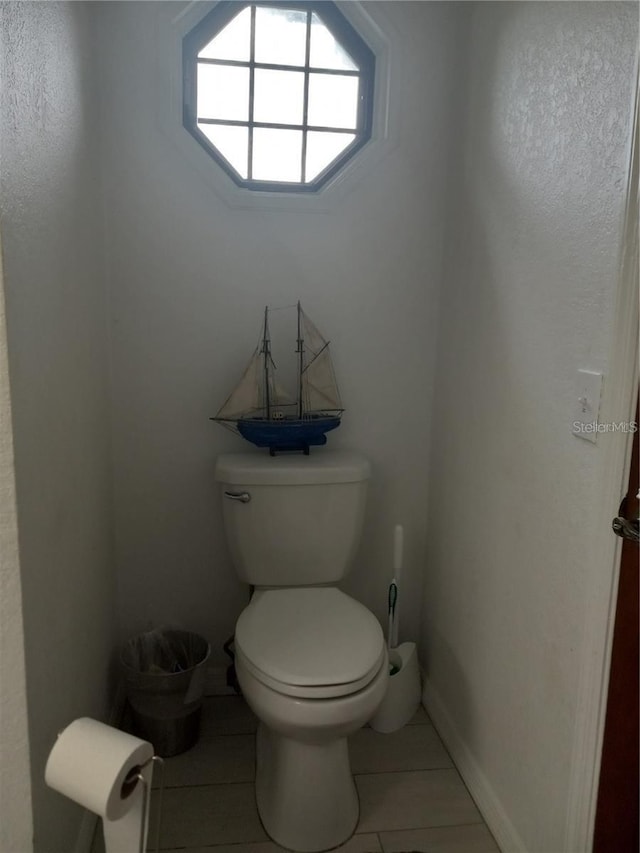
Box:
left=235, top=587, right=385, bottom=699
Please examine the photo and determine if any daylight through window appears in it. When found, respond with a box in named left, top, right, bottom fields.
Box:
left=183, top=2, right=375, bottom=192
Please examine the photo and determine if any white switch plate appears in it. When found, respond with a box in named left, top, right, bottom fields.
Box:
left=572, top=369, right=603, bottom=443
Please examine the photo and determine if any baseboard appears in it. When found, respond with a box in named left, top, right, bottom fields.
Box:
left=422, top=678, right=527, bottom=853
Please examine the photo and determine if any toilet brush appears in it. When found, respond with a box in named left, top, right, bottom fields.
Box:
left=387, top=582, right=400, bottom=675
left=372, top=523, right=421, bottom=732
left=390, top=524, right=403, bottom=648
left=387, top=581, right=397, bottom=652
left=385, top=524, right=404, bottom=674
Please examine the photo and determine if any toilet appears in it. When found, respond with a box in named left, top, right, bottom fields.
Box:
left=214, top=450, right=388, bottom=853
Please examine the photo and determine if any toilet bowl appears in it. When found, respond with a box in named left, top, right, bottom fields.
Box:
left=234, top=587, right=388, bottom=852
left=214, top=451, right=384, bottom=852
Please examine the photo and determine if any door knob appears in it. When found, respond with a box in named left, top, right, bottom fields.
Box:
left=612, top=496, right=639, bottom=542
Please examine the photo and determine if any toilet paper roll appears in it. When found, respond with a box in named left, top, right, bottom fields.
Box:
left=45, top=717, right=154, bottom=823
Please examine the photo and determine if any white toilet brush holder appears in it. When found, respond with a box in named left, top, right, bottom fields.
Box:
left=370, top=642, right=421, bottom=733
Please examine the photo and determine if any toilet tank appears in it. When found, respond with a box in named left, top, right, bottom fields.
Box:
left=214, top=451, right=371, bottom=586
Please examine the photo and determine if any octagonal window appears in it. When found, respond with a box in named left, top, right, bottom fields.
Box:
left=183, top=1, right=375, bottom=193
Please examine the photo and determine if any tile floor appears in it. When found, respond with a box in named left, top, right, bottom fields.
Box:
left=92, top=697, right=500, bottom=853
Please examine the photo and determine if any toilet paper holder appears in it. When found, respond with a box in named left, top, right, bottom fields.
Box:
left=45, top=719, right=167, bottom=853
left=126, top=754, right=165, bottom=853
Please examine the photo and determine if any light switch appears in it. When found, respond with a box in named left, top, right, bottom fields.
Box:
left=572, top=369, right=603, bottom=443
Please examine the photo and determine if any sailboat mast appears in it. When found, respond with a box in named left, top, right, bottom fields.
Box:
left=297, top=301, right=304, bottom=419
left=262, top=306, right=271, bottom=419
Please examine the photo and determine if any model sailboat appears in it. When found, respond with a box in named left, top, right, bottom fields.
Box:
left=213, top=302, right=343, bottom=454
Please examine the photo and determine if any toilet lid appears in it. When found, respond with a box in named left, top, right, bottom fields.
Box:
left=235, top=588, right=384, bottom=690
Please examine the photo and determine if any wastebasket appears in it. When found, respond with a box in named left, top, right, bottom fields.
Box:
left=120, top=629, right=210, bottom=757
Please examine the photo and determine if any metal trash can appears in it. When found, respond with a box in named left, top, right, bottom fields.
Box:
left=121, top=629, right=210, bottom=757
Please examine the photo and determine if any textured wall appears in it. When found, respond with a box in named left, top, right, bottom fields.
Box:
left=0, top=237, right=33, bottom=852
left=0, top=3, right=116, bottom=850
left=95, top=1, right=462, bottom=665
left=421, top=3, right=637, bottom=851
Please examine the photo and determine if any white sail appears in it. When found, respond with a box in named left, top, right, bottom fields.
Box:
left=269, top=374, right=296, bottom=409
left=300, top=310, right=328, bottom=358
left=302, top=346, right=342, bottom=413
left=215, top=349, right=263, bottom=420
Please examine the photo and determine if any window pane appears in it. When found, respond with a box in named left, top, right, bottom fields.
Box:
left=253, top=69, right=305, bottom=126
left=198, top=123, right=249, bottom=178
left=197, top=64, right=249, bottom=121
left=305, top=131, right=354, bottom=181
left=198, top=8, right=251, bottom=62
left=255, top=6, right=308, bottom=66
left=309, top=13, right=357, bottom=71
left=252, top=128, right=302, bottom=182
left=307, top=73, right=359, bottom=129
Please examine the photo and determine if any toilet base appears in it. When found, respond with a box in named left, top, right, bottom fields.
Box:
left=255, top=722, right=359, bottom=852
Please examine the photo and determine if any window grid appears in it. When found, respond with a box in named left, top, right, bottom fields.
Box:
left=196, top=56, right=361, bottom=76
left=300, top=9, right=312, bottom=184
left=195, top=9, right=361, bottom=184
left=248, top=4, right=256, bottom=180
left=183, top=1, right=375, bottom=193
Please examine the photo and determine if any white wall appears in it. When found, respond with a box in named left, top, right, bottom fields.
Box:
left=96, top=1, right=463, bottom=667
left=420, top=3, right=638, bottom=852
left=0, top=234, right=33, bottom=853
left=0, top=3, right=116, bottom=850
left=6, top=3, right=632, bottom=849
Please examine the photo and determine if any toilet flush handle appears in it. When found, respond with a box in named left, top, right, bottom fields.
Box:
left=224, top=490, right=251, bottom=503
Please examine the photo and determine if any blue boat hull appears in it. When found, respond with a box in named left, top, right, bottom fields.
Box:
left=237, top=416, right=341, bottom=454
